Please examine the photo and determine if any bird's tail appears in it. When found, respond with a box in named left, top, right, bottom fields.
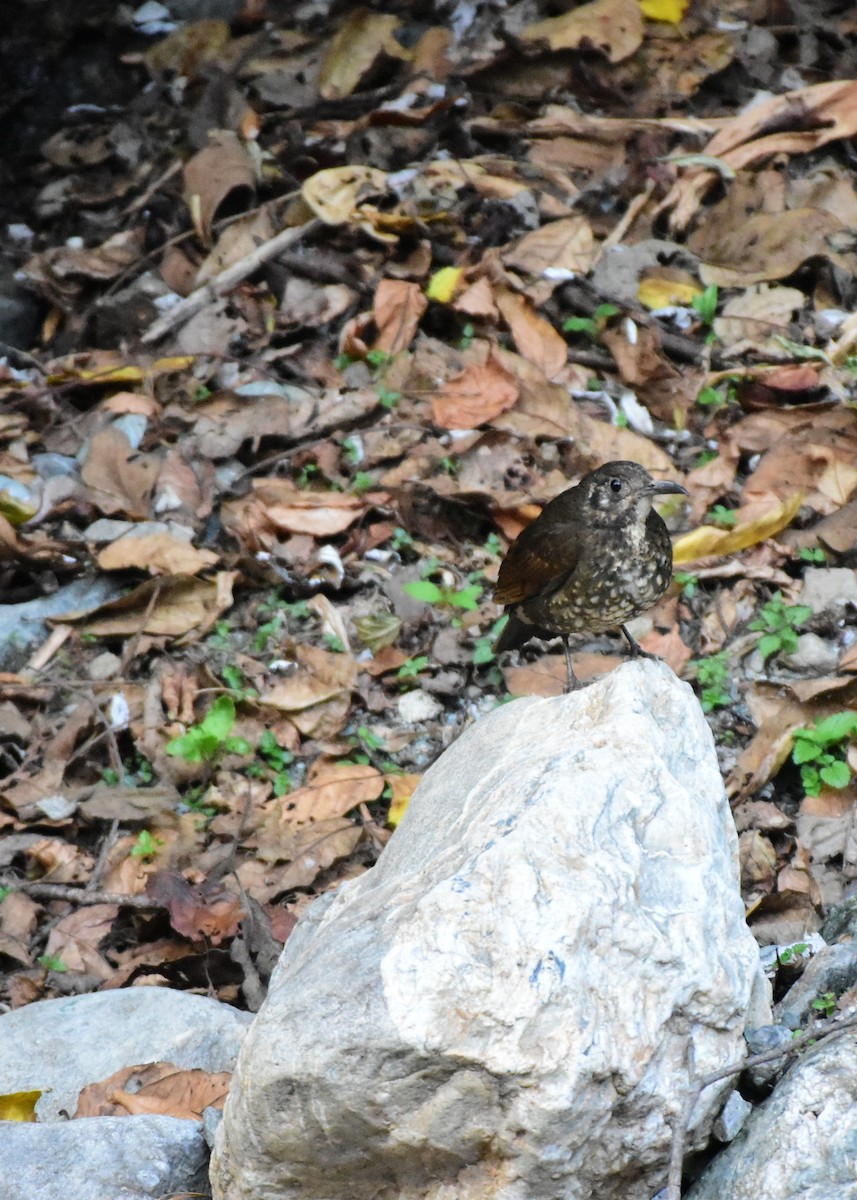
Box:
left=495, top=612, right=543, bottom=654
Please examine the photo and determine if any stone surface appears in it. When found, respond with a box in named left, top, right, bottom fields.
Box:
left=798, top=566, right=857, bottom=614
left=0, top=1114, right=209, bottom=1200
left=774, top=943, right=857, bottom=1030
left=687, top=1029, right=857, bottom=1200
left=0, top=987, right=251, bottom=1121
left=212, top=660, right=765, bottom=1200
left=712, top=1090, right=752, bottom=1142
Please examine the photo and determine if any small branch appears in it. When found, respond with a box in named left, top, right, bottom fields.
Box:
left=666, top=1010, right=857, bottom=1199
left=1, top=878, right=158, bottom=909
left=140, top=218, right=321, bottom=344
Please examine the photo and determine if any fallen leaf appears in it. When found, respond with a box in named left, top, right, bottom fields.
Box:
left=318, top=11, right=407, bottom=100
left=0, top=1091, right=41, bottom=1122
left=373, top=279, right=427, bottom=355
left=386, top=773, right=421, bottom=827
left=71, top=573, right=236, bottom=639
left=81, top=427, right=160, bottom=519
left=76, top=1062, right=230, bottom=1120
left=673, top=493, right=803, bottom=563
left=97, top=532, right=218, bottom=576
left=302, top=166, right=389, bottom=225
left=522, top=0, right=644, bottom=63
left=432, top=355, right=519, bottom=429
left=183, top=131, right=256, bottom=246
left=495, top=289, right=568, bottom=379
left=503, top=215, right=597, bottom=277
left=146, top=871, right=244, bottom=944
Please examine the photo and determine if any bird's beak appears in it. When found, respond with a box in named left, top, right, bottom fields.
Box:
left=650, top=479, right=689, bottom=497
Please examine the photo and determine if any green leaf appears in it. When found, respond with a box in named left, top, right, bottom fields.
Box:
left=820, top=761, right=851, bottom=789
left=450, top=584, right=483, bottom=611
left=199, top=696, right=236, bottom=740
left=786, top=604, right=813, bottom=625
left=402, top=580, right=443, bottom=603
left=792, top=735, right=821, bottom=765
left=800, top=765, right=822, bottom=796
left=811, top=712, right=857, bottom=747
left=562, top=316, right=597, bottom=335
left=757, top=633, right=781, bottom=662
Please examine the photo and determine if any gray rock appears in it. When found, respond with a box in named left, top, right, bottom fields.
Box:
left=798, top=567, right=857, bottom=615
left=211, top=660, right=766, bottom=1200
left=0, top=987, right=251, bottom=1121
left=713, top=1090, right=752, bottom=1142
left=744, top=1023, right=796, bottom=1088
left=786, top=632, right=839, bottom=674
left=0, top=1114, right=209, bottom=1200
left=0, top=576, right=123, bottom=667
left=774, top=943, right=857, bottom=1030
left=687, top=1029, right=857, bottom=1200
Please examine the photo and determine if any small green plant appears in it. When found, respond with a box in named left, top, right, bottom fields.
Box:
left=811, top=991, right=837, bottom=1019
left=324, top=632, right=346, bottom=653
left=799, top=546, right=826, bottom=564
left=695, top=448, right=718, bottom=468
left=692, top=284, right=718, bottom=325
left=351, top=471, right=375, bottom=494
left=296, top=461, right=320, bottom=488
left=397, top=655, right=429, bottom=681
left=696, top=386, right=726, bottom=410
left=251, top=730, right=294, bottom=796
left=390, top=526, right=415, bottom=553
left=483, top=532, right=502, bottom=558
left=674, top=571, right=698, bottom=600
left=563, top=303, right=619, bottom=340
left=457, top=322, right=475, bottom=350
left=472, top=616, right=508, bottom=666
left=37, top=954, right=68, bottom=973
left=692, top=652, right=732, bottom=712
left=403, top=579, right=483, bottom=611
left=0, top=886, right=11, bottom=904
left=706, top=504, right=738, bottom=528
left=342, top=437, right=361, bottom=465
left=439, top=456, right=458, bottom=475
left=208, top=620, right=233, bottom=648
left=130, top=830, right=164, bottom=860
left=101, top=753, right=154, bottom=788
left=748, top=591, right=812, bottom=662
left=221, top=664, right=258, bottom=701
left=166, top=696, right=252, bottom=765
left=334, top=352, right=357, bottom=372
left=791, top=712, right=857, bottom=797
left=778, top=942, right=808, bottom=965
left=377, top=386, right=401, bottom=410
left=614, top=410, right=629, bottom=428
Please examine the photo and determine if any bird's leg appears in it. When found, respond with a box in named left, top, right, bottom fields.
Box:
left=621, top=625, right=657, bottom=660
left=563, top=637, right=582, bottom=692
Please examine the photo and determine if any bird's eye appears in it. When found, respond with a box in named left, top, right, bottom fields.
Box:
left=610, top=478, right=623, bottom=494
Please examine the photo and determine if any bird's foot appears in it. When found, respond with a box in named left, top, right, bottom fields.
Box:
left=621, top=626, right=659, bottom=660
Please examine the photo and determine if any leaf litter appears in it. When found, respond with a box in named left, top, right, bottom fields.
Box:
left=2, top=0, right=857, bottom=1083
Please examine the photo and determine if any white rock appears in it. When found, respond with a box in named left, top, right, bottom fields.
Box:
left=0, top=1115, right=207, bottom=1200
left=0, top=987, right=252, bottom=1121
left=798, top=567, right=857, bottom=614
left=688, top=1029, right=857, bottom=1200
left=397, top=688, right=443, bottom=723
left=212, top=661, right=766, bottom=1200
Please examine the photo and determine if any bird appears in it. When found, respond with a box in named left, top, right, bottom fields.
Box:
left=493, top=460, right=688, bottom=691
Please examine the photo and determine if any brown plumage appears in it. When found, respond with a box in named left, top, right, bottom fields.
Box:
left=494, top=460, right=688, bottom=690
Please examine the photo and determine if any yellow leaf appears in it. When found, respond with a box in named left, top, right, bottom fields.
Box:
left=639, top=0, right=689, bottom=23
left=426, top=267, right=463, bottom=303
left=0, top=1090, right=41, bottom=1122
left=385, top=773, right=421, bottom=828
left=673, top=493, right=803, bottom=564
left=637, top=276, right=700, bottom=310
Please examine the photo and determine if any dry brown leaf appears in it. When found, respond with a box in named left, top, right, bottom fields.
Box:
left=225, top=479, right=370, bottom=541
left=44, top=904, right=119, bottom=980
left=373, top=280, right=428, bottom=355
left=195, top=208, right=276, bottom=285
left=97, top=532, right=218, bottom=576
left=494, top=289, right=568, bottom=380
left=183, top=131, right=256, bottom=246
left=146, top=871, right=244, bottom=945
left=739, top=830, right=778, bottom=892
left=260, top=645, right=357, bottom=714
left=72, top=573, right=235, bottom=639
left=695, top=208, right=856, bottom=287
left=262, top=761, right=384, bottom=835
left=318, top=10, right=408, bottom=99
left=503, top=215, right=597, bottom=277
left=76, top=1062, right=230, bottom=1120
left=522, top=0, right=643, bottom=63
left=302, top=166, right=389, bottom=225
left=713, top=285, right=804, bottom=352
left=239, top=818, right=363, bottom=899
left=431, top=355, right=519, bottom=429
left=81, top=427, right=160, bottom=519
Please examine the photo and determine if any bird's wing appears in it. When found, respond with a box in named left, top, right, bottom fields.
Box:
left=493, top=494, right=580, bottom=605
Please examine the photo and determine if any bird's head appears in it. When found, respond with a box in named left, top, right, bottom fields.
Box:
left=582, top=461, right=688, bottom=527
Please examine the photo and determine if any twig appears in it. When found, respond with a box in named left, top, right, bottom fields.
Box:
left=140, top=218, right=321, bottom=344
left=666, top=1009, right=857, bottom=1199
left=1, top=878, right=157, bottom=908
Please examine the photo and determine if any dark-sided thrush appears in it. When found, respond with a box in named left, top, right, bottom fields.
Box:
left=494, top=460, right=688, bottom=690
